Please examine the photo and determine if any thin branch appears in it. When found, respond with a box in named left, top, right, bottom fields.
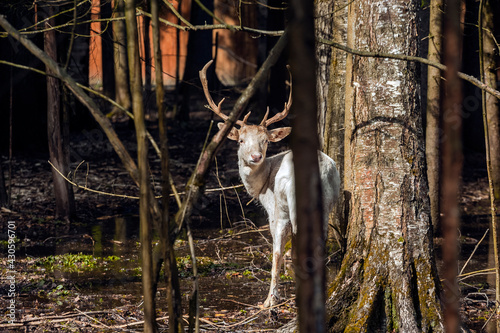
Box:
left=161, top=0, right=194, bottom=28
left=318, top=37, right=500, bottom=100
left=49, top=158, right=243, bottom=200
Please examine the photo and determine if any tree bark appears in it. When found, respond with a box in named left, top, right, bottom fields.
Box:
left=481, top=0, right=500, bottom=204
left=314, top=0, right=334, bottom=148
left=321, top=0, right=348, bottom=252
left=325, top=0, right=443, bottom=331
left=113, top=0, right=131, bottom=114
left=125, top=1, right=156, bottom=332
left=426, top=0, right=443, bottom=234
left=289, top=0, right=325, bottom=332
left=44, top=5, right=75, bottom=220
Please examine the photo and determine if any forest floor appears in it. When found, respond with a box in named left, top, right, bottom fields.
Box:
left=0, top=102, right=497, bottom=332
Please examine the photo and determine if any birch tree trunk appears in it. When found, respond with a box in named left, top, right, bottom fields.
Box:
left=325, top=0, right=443, bottom=331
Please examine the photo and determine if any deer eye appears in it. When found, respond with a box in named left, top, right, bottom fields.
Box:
left=239, top=139, right=244, bottom=144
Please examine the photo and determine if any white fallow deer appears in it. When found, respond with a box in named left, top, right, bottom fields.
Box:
left=200, top=60, right=340, bottom=308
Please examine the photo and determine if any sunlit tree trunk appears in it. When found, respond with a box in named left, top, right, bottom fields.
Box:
left=125, top=1, right=156, bottom=332
left=321, top=0, right=348, bottom=252
left=426, top=0, right=443, bottom=234
left=325, top=0, right=443, bottom=331
left=479, top=0, right=500, bottom=316
left=314, top=0, right=333, bottom=148
left=44, top=5, right=75, bottom=220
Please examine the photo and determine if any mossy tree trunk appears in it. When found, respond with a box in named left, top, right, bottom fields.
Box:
left=325, top=0, right=443, bottom=331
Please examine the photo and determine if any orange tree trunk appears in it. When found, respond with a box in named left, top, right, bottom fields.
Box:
left=325, top=0, right=443, bottom=331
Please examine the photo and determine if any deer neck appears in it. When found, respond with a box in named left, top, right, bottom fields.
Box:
left=238, top=158, right=271, bottom=199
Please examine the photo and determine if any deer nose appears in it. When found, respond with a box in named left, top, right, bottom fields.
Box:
left=251, top=153, right=262, bottom=163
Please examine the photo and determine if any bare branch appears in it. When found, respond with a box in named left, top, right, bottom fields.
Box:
left=318, top=37, right=500, bottom=100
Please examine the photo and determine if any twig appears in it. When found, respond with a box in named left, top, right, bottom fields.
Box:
left=75, top=308, right=110, bottom=329
left=48, top=160, right=141, bottom=200
left=459, top=228, right=489, bottom=276
left=161, top=0, right=194, bottom=28
left=457, top=267, right=495, bottom=281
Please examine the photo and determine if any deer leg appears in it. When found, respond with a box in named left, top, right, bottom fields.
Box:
left=264, top=220, right=290, bottom=308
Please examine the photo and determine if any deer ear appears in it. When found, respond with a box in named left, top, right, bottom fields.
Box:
left=218, top=122, right=239, bottom=141
left=268, top=127, right=291, bottom=142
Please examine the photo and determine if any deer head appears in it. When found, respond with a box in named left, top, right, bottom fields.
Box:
left=199, top=60, right=292, bottom=166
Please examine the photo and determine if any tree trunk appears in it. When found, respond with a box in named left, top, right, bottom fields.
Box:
left=289, top=0, right=325, bottom=332
left=125, top=1, right=156, bottom=332
left=113, top=0, right=131, bottom=114
left=440, top=0, right=463, bottom=331
left=142, top=1, right=151, bottom=91
left=314, top=0, right=334, bottom=148
left=426, top=0, right=443, bottom=234
left=479, top=0, right=500, bottom=315
left=481, top=0, right=500, bottom=204
left=321, top=0, right=348, bottom=252
left=44, top=6, right=75, bottom=221
left=152, top=0, right=184, bottom=331
left=325, top=0, right=443, bottom=331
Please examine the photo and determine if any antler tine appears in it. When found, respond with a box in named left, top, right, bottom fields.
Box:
left=264, top=65, right=292, bottom=127
left=259, top=107, right=270, bottom=126
left=199, top=60, right=246, bottom=127
left=242, top=111, right=251, bottom=124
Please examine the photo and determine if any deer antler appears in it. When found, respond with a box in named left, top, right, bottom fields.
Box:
left=199, top=60, right=248, bottom=126
left=262, top=65, right=292, bottom=127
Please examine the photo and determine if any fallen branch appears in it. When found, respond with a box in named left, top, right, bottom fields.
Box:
left=0, top=311, right=107, bottom=327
